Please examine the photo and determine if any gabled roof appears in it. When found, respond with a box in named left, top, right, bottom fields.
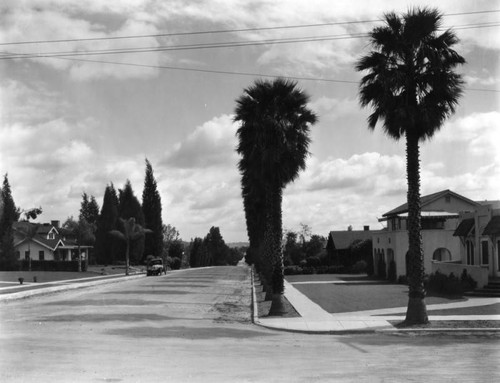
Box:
left=483, top=216, right=500, bottom=236
left=328, top=230, right=373, bottom=250
left=453, top=218, right=475, bottom=237
left=382, top=189, right=479, bottom=217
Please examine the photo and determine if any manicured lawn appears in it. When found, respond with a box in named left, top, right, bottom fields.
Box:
left=0, top=265, right=143, bottom=284
left=286, top=274, right=466, bottom=314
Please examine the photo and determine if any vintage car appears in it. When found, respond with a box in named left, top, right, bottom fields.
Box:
left=146, top=258, right=166, bottom=276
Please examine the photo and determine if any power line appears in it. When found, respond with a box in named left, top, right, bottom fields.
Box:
left=0, top=21, right=498, bottom=61
left=38, top=56, right=500, bottom=93
left=0, top=32, right=369, bottom=60
left=0, top=9, right=498, bottom=47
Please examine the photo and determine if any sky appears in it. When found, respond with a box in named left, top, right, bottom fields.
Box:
left=0, top=0, right=499, bottom=242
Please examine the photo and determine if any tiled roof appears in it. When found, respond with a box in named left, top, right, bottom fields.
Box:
left=453, top=218, right=475, bottom=237
left=382, top=189, right=478, bottom=217
left=329, top=230, right=373, bottom=250
left=483, top=216, right=500, bottom=236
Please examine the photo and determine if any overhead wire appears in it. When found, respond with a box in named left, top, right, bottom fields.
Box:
left=0, top=10, right=498, bottom=92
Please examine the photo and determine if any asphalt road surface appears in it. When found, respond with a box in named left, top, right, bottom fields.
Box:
left=0, top=266, right=498, bottom=382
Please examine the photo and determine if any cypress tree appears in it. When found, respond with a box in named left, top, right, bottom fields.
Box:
left=142, top=159, right=164, bottom=258
left=94, top=184, right=119, bottom=265
left=118, top=180, right=145, bottom=263
left=0, top=174, right=20, bottom=270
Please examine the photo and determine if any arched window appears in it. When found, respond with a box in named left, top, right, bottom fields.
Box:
left=432, top=248, right=451, bottom=262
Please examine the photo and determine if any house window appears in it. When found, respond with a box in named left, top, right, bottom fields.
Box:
left=25, top=251, right=30, bottom=261
left=481, top=241, right=489, bottom=265
left=39, top=251, right=45, bottom=261
left=466, top=240, right=474, bottom=265
left=48, top=232, right=55, bottom=240
left=433, top=248, right=451, bottom=262
left=15, top=251, right=20, bottom=260
left=422, top=219, right=444, bottom=230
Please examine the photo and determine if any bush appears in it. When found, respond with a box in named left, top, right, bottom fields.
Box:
left=387, top=260, right=397, bottom=282
left=426, top=269, right=477, bottom=295
left=305, top=256, right=322, bottom=268
left=284, top=265, right=303, bottom=275
left=19, top=260, right=85, bottom=272
left=397, top=275, right=408, bottom=285
left=167, top=256, right=182, bottom=270
left=351, top=260, right=367, bottom=274
left=377, top=257, right=386, bottom=279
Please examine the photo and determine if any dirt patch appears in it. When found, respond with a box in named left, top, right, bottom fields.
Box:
left=391, top=320, right=500, bottom=329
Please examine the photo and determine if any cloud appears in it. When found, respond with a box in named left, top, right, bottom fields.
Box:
left=161, top=114, right=238, bottom=169
left=309, top=96, right=359, bottom=120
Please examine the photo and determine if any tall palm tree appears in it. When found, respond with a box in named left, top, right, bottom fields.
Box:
left=356, top=7, right=464, bottom=325
left=235, top=78, right=317, bottom=314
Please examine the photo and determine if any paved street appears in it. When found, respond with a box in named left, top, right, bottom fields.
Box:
left=1, top=265, right=499, bottom=382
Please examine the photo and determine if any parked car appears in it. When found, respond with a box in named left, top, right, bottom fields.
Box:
left=146, top=258, right=165, bottom=276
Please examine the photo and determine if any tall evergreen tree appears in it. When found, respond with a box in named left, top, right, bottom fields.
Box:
left=356, top=7, right=464, bottom=324
left=118, top=180, right=145, bottom=263
left=95, top=184, right=119, bottom=265
left=0, top=174, right=20, bottom=270
left=142, top=159, right=164, bottom=258
left=205, top=226, right=229, bottom=266
left=79, top=193, right=100, bottom=226
left=189, top=237, right=204, bottom=268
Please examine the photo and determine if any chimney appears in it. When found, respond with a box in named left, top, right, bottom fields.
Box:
left=364, top=225, right=370, bottom=231
left=51, top=220, right=60, bottom=228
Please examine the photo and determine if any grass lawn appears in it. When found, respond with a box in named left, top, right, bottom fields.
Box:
left=0, top=265, right=144, bottom=285
left=286, top=274, right=468, bottom=314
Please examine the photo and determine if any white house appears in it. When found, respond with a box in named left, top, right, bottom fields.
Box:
left=450, top=202, right=500, bottom=287
left=372, top=190, right=480, bottom=279
left=13, top=221, right=90, bottom=262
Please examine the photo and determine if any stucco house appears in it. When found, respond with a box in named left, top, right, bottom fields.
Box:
left=372, top=190, right=480, bottom=280
left=13, top=221, right=91, bottom=262
left=450, top=202, right=500, bottom=287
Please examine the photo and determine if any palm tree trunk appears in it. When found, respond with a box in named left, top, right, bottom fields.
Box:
left=125, top=239, right=130, bottom=276
left=266, top=186, right=287, bottom=315
left=404, top=131, right=429, bottom=325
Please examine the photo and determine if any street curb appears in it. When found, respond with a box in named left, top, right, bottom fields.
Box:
left=0, top=273, right=145, bottom=302
left=250, top=269, right=500, bottom=335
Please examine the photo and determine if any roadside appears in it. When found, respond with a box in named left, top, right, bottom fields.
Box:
left=254, top=272, right=500, bottom=333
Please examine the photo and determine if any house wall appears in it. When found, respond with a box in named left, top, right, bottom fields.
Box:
left=15, top=241, right=55, bottom=261
left=457, top=206, right=500, bottom=278
left=372, top=221, right=461, bottom=278
left=424, top=195, right=477, bottom=213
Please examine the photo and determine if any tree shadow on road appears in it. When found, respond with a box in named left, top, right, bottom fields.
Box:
left=106, top=325, right=276, bottom=339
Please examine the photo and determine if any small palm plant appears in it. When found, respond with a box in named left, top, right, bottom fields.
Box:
left=110, top=218, right=152, bottom=275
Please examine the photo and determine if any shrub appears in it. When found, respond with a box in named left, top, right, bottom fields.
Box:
left=306, top=256, right=322, bottom=268
left=351, top=260, right=367, bottom=274
left=426, top=270, right=477, bottom=295
left=397, top=275, right=408, bottom=285
left=387, top=260, right=397, bottom=282
left=284, top=265, right=303, bottom=275
left=377, top=257, right=386, bottom=279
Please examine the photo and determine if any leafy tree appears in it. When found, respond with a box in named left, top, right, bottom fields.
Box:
left=94, top=184, right=119, bottom=265
left=110, top=218, right=151, bottom=275
left=22, top=207, right=43, bottom=221
left=162, top=224, right=179, bottom=257
left=235, top=78, right=317, bottom=314
left=204, top=226, right=228, bottom=266
left=0, top=174, right=20, bottom=270
left=62, top=216, right=95, bottom=272
left=356, top=7, right=464, bottom=324
left=142, top=159, right=164, bottom=258
left=118, top=180, right=145, bottom=263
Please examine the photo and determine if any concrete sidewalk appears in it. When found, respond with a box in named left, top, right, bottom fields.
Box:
left=0, top=272, right=145, bottom=302
left=253, top=272, right=500, bottom=334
